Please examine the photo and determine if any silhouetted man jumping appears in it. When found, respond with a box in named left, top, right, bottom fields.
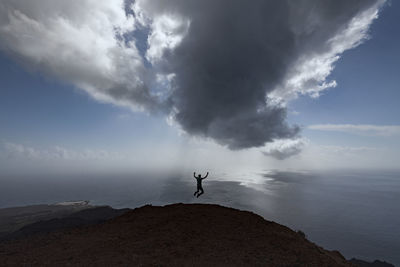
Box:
left=193, top=171, right=208, bottom=198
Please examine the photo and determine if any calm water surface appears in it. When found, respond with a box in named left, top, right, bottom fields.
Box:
left=1, top=170, right=399, bottom=265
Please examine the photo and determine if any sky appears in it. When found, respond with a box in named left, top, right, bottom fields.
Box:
left=0, top=0, right=399, bottom=175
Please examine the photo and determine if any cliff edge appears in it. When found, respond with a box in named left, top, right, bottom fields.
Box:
left=0, top=203, right=371, bottom=266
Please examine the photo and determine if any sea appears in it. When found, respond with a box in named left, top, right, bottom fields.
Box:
left=1, top=170, right=399, bottom=265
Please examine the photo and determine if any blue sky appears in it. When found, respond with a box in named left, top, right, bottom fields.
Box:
left=0, top=0, right=399, bottom=173
left=289, top=1, right=400, bottom=126
left=287, top=1, right=400, bottom=152
left=0, top=52, right=179, bottom=150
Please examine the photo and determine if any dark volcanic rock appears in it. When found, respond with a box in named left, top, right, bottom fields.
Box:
left=1, top=206, right=129, bottom=241
left=0, top=203, right=361, bottom=266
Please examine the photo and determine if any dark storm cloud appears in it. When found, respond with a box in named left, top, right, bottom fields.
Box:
left=0, top=0, right=385, bottom=150
left=166, top=1, right=299, bottom=149
left=133, top=0, right=384, bottom=149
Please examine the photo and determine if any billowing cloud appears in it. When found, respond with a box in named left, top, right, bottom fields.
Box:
left=0, top=0, right=159, bottom=111
left=0, top=0, right=386, bottom=150
left=269, top=0, right=384, bottom=100
left=2, top=142, right=124, bottom=161
left=262, top=138, right=307, bottom=160
left=308, top=124, right=400, bottom=136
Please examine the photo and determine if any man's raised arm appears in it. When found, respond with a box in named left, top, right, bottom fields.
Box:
left=203, top=172, right=209, bottom=179
left=193, top=172, right=196, bottom=178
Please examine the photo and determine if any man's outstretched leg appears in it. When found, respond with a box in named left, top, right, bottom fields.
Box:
left=197, top=187, right=204, bottom=198
left=194, top=190, right=199, bottom=196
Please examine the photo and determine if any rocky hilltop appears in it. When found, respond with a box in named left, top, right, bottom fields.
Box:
left=0, top=203, right=366, bottom=266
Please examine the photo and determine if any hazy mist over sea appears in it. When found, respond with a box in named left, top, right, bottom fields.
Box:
left=1, top=169, right=399, bottom=265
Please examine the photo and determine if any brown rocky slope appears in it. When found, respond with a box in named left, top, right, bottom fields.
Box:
left=0, top=203, right=356, bottom=266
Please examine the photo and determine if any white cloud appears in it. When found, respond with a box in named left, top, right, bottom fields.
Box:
left=262, top=138, right=308, bottom=160
left=0, top=0, right=157, bottom=111
left=3, top=142, right=41, bottom=159
left=0, top=0, right=387, bottom=152
left=308, top=124, right=400, bottom=136
left=2, top=142, right=124, bottom=161
left=144, top=14, right=190, bottom=65
left=269, top=1, right=384, bottom=101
